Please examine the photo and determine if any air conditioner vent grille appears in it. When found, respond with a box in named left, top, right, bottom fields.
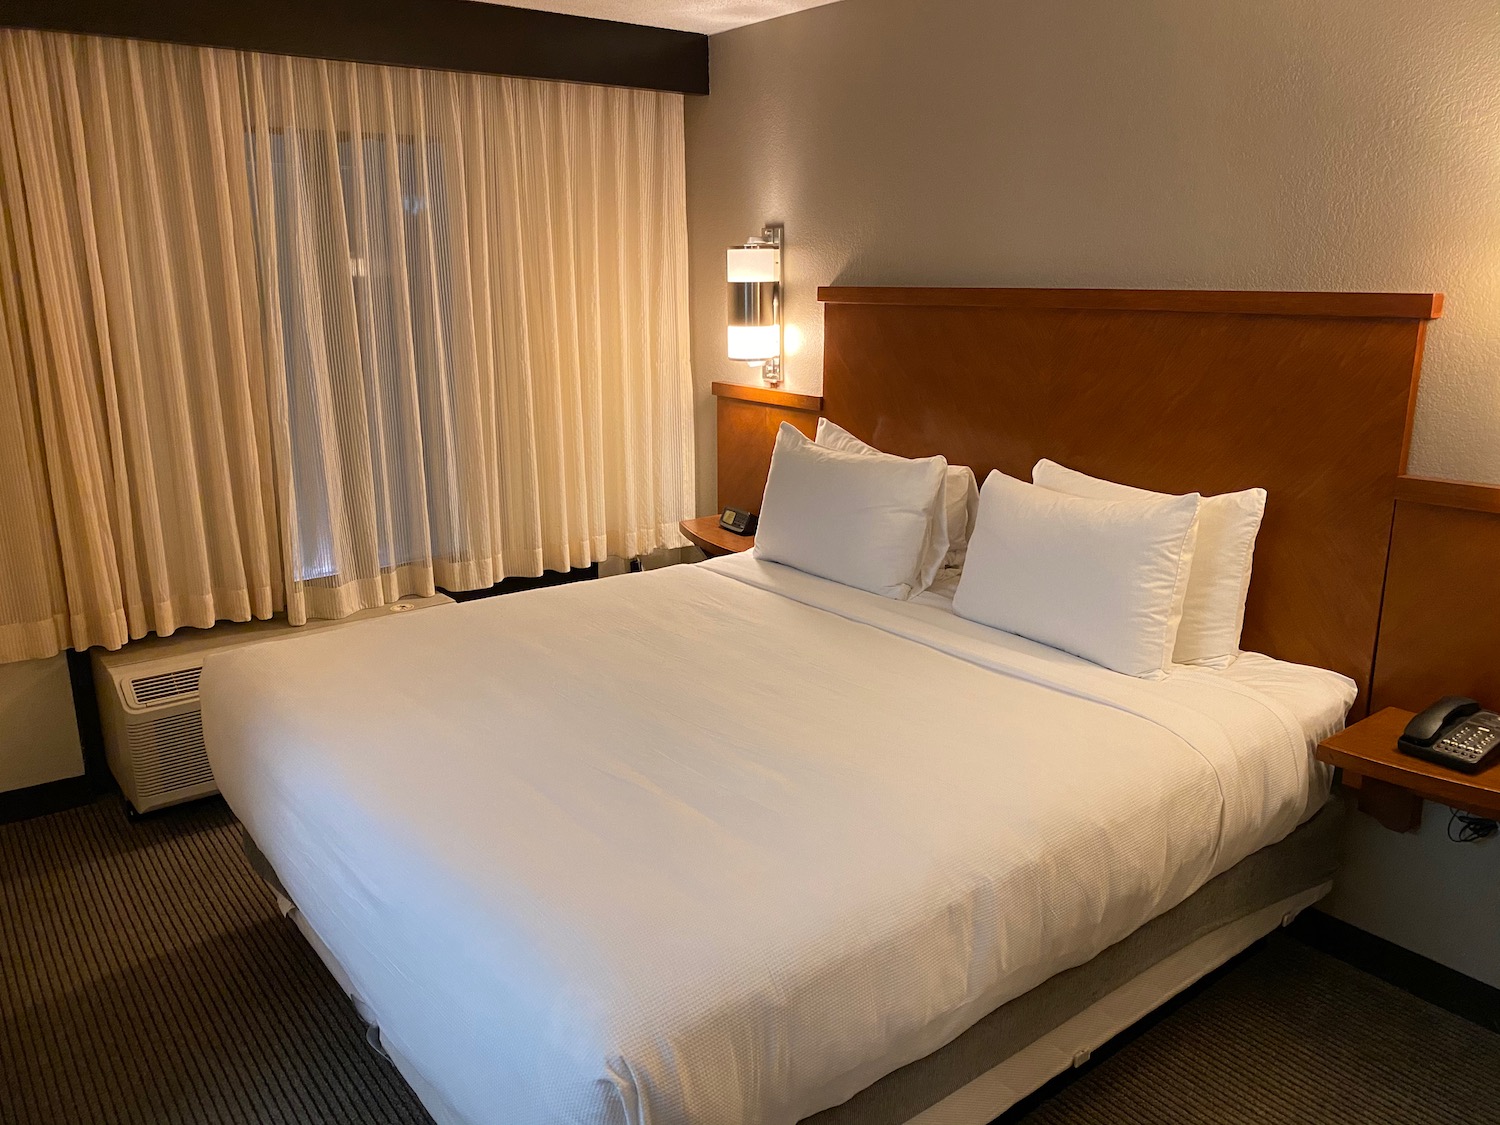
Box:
left=130, top=666, right=202, bottom=707
left=126, top=712, right=213, bottom=800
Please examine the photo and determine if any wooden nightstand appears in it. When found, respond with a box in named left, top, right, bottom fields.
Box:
left=1317, top=707, right=1500, bottom=833
left=679, top=516, right=755, bottom=558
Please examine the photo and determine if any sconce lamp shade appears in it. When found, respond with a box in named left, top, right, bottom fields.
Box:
left=726, top=237, right=783, bottom=374
left=727, top=244, right=782, bottom=361
left=727, top=245, right=780, bottom=282
left=728, top=324, right=782, bottom=361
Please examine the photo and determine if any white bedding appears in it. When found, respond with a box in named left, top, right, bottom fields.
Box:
left=202, top=555, right=1354, bottom=1125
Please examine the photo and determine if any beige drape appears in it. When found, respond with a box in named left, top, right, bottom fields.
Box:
left=0, top=30, right=694, bottom=659
left=0, top=35, right=281, bottom=656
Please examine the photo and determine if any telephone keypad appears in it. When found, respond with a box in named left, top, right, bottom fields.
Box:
left=1430, top=716, right=1500, bottom=771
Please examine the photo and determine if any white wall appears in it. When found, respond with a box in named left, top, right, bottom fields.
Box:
left=0, top=655, right=84, bottom=793
left=1328, top=800, right=1499, bottom=988
left=685, top=0, right=1500, bottom=981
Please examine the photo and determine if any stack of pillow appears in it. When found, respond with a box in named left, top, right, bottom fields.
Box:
left=754, top=420, right=977, bottom=600
left=752, top=421, right=1266, bottom=679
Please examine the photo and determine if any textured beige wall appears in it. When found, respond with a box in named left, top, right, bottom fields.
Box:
left=685, top=0, right=1500, bottom=514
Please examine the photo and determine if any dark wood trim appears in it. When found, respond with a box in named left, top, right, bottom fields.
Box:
left=1288, top=908, right=1500, bottom=1034
left=0, top=774, right=106, bottom=825
left=0, top=0, right=710, bottom=95
left=816, top=286, right=1444, bottom=320
left=710, top=381, right=823, bottom=412
left=1395, top=474, right=1500, bottom=514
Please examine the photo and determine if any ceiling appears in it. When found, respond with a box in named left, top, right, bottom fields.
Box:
left=475, top=0, right=844, bottom=35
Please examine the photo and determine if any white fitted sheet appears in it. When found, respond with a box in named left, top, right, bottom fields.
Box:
left=202, top=555, right=1354, bottom=1125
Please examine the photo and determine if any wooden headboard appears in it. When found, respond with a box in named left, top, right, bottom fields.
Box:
left=820, top=286, right=1441, bottom=707
left=717, top=286, right=1443, bottom=708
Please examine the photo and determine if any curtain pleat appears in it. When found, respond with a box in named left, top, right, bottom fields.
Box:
left=0, top=29, right=694, bottom=661
left=0, top=69, right=71, bottom=661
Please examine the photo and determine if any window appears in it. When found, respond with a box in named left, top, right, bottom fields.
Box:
left=249, top=130, right=459, bottom=581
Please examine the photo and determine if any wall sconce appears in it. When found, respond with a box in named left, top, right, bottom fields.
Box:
left=727, top=224, right=783, bottom=387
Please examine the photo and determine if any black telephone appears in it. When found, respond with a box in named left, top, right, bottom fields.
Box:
left=1398, top=696, right=1500, bottom=774
left=719, top=506, right=757, bottom=536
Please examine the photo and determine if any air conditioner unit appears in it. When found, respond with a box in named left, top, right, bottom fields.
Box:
left=93, top=595, right=455, bottom=815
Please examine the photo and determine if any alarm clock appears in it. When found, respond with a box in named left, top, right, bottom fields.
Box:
left=718, top=507, right=757, bottom=536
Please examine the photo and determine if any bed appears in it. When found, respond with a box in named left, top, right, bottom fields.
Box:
left=203, top=287, right=1441, bottom=1125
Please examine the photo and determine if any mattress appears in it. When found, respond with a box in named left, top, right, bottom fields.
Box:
left=202, top=553, right=1356, bottom=1125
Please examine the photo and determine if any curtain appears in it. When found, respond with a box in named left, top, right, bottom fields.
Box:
left=240, top=53, right=694, bottom=619
left=0, top=30, right=694, bottom=659
left=0, top=189, right=69, bottom=662
left=0, top=35, right=281, bottom=655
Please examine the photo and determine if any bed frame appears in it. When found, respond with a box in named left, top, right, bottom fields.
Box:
left=717, top=286, right=1443, bottom=711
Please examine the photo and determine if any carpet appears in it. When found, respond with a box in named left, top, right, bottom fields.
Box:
left=4, top=796, right=1496, bottom=1125
left=1, top=797, right=430, bottom=1125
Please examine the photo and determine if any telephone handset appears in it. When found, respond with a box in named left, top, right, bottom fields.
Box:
left=1398, top=696, right=1500, bottom=774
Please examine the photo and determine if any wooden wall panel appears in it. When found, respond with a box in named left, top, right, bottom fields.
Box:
left=1372, top=482, right=1500, bottom=712
left=713, top=382, right=822, bottom=514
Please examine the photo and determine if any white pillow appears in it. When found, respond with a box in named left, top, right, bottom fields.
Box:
left=953, top=472, right=1201, bottom=678
left=815, top=419, right=979, bottom=572
left=1032, top=459, right=1266, bottom=668
left=755, top=423, right=948, bottom=600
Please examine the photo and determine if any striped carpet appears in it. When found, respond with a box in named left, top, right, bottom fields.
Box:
left=1, top=796, right=431, bottom=1125
left=1013, top=931, right=1500, bottom=1125
left=3, top=797, right=1497, bottom=1125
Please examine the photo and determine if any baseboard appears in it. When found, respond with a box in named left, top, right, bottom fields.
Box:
left=1287, top=908, right=1500, bottom=1033
left=439, top=564, right=598, bottom=603
left=0, top=774, right=105, bottom=825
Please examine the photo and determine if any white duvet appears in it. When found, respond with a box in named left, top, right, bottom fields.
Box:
left=202, top=555, right=1353, bottom=1125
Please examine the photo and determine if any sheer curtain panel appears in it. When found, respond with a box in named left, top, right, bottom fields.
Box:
left=241, top=53, right=694, bottom=619
left=0, top=30, right=694, bottom=659
left=0, top=219, right=70, bottom=662
left=0, top=34, right=281, bottom=656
